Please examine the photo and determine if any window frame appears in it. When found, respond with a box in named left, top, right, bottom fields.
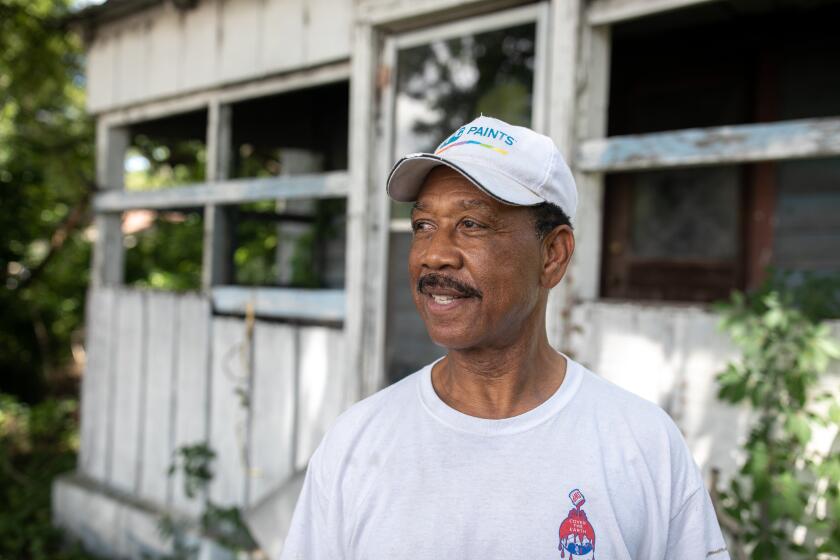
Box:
left=91, top=64, right=353, bottom=323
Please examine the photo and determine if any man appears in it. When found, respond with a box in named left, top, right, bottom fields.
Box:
left=280, top=116, right=729, bottom=559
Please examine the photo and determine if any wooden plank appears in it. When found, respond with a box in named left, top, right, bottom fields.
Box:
left=145, top=3, right=180, bottom=100
left=179, top=0, right=218, bottom=93
left=138, top=291, right=177, bottom=506
left=171, top=293, right=211, bottom=516
left=304, top=0, right=352, bottom=65
left=85, top=33, right=117, bottom=112
left=96, top=61, right=349, bottom=127
left=357, top=0, right=511, bottom=27
left=345, top=22, right=381, bottom=400
left=295, top=327, right=349, bottom=470
left=577, top=117, right=840, bottom=173
left=116, top=22, right=147, bottom=107
left=218, top=0, right=261, bottom=83
left=545, top=0, right=583, bottom=349
left=211, top=287, right=346, bottom=323
left=247, top=322, right=296, bottom=507
left=208, top=317, right=251, bottom=507
left=79, top=287, right=117, bottom=482
left=94, top=171, right=350, bottom=211
left=586, top=0, right=718, bottom=26
left=109, top=289, right=147, bottom=494
left=202, top=100, right=233, bottom=290
left=262, top=0, right=304, bottom=73
left=91, top=122, right=129, bottom=287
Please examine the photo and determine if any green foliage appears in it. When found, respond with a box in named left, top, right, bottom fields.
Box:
left=715, top=276, right=840, bottom=559
left=158, top=442, right=257, bottom=560
left=125, top=136, right=206, bottom=192
left=0, top=0, right=94, bottom=399
left=234, top=198, right=346, bottom=288
left=124, top=211, right=204, bottom=292
left=0, top=394, right=98, bottom=560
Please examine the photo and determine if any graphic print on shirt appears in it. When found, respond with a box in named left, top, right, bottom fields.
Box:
left=558, top=488, right=596, bottom=559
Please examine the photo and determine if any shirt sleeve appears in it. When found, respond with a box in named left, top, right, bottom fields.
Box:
left=666, top=484, right=731, bottom=560
left=279, top=446, right=340, bottom=560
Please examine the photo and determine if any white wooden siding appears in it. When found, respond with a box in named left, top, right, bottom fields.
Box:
left=79, top=288, right=116, bottom=481
left=109, top=290, right=146, bottom=493
left=208, top=317, right=251, bottom=507
left=295, top=326, right=349, bottom=471
left=139, top=291, right=178, bottom=506
left=171, top=293, right=212, bottom=516
left=76, top=286, right=350, bottom=522
left=85, top=0, right=353, bottom=113
left=248, top=322, right=297, bottom=506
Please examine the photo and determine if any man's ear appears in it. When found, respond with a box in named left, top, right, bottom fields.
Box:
left=540, top=225, right=575, bottom=290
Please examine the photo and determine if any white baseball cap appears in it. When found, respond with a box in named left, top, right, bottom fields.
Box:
left=386, top=115, right=578, bottom=222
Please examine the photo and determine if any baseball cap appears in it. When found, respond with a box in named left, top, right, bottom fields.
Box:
left=386, top=115, right=578, bottom=222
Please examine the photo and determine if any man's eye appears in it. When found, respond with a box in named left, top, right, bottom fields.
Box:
left=412, top=221, right=430, bottom=232
left=462, top=219, right=482, bottom=229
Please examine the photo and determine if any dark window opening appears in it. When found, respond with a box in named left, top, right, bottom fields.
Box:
left=124, top=109, right=207, bottom=190
left=608, top=2, right=840, bottom=135
left=230, top=82, right=349, bottom=178
left=602, top=2, right=840, bottom=302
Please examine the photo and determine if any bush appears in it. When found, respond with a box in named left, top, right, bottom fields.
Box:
left=0, top=394, right=98, bottom=560
left=715, top=275, right=840, bottom=560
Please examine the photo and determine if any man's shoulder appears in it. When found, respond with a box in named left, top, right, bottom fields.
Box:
left=313, top=366, right=425, bottom=465
left=335, top=368, right=420, bottom=430
left=575, top=362, right=685, bottom=443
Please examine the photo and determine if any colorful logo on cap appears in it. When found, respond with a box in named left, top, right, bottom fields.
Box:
left=438, top=126, right=466, bottom=150
left=558, top=489, right=596, bottom=558
left=434, top=125, right=515, bottom=156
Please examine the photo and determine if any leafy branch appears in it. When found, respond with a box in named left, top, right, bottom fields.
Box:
left=715, top=276, right=840, bottom=559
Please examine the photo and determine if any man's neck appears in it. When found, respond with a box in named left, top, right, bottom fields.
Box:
left=431, top=330, right=567, bottom=420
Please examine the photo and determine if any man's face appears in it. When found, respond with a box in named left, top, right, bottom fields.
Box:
left=409, top=167, right=547, bottom=350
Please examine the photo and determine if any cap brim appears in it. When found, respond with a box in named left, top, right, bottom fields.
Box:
left=386, top=154, right=544, bottom=206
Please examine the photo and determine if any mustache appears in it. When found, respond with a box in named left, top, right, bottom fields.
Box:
left=416, top=273, right=483, bottom=299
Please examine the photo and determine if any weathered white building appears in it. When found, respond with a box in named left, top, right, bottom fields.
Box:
left=54, top=0, right=840, bottom=557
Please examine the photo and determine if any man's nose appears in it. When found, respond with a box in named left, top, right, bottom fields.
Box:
left=420, top=227, right=462, bottom=270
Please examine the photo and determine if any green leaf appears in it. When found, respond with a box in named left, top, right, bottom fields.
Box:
left=785, top=414, right=812, bottom=445
left=829, top=402, right=840, bottom=426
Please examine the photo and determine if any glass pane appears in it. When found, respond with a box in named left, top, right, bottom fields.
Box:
left=386, top=21, right=538, bottom=383
left=391, top=23, right=537, bottom=220
left=630, top=167, right=740, bottom=260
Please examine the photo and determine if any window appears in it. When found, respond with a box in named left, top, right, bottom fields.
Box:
left=226, top=82, right=349, bottom=289
left=122, top=110, right=208, bottom=290
left=601, top=2, right=840, bottom=302
left=383, top=5, right=547, bottom=382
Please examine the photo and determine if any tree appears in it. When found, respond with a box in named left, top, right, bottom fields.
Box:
left=0, top=0, right=94, bottom=401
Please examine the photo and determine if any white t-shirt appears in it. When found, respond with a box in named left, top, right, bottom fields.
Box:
left=280, top=357, right=730, bottom=560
